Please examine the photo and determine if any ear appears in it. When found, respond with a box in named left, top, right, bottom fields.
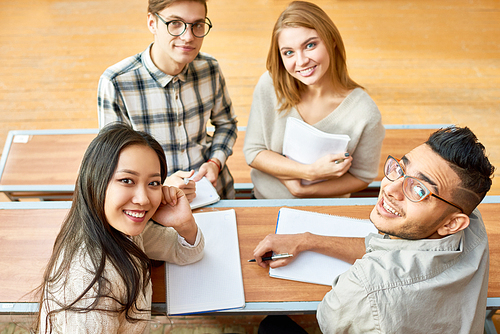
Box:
left=147, top=13, right=158, bottom=35
left=436, top=213, right=470, bottom=237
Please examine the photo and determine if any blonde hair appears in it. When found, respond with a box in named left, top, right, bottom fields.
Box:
left=266, top=1, right=362, bottom=112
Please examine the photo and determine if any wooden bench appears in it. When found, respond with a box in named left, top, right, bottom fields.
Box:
left=0, top=125, right=450, bottom=201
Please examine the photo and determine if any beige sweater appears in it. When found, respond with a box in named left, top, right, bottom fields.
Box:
left=243, top=72, right=385, bottom=199
left=39, top=221, right=204, bottom=333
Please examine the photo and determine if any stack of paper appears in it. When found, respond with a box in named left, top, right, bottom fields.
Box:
left=282, top=117, right=351, bottom=165
left=269, top=207, right=377, bottom=286
left=165, top=209, right=245, bottom=315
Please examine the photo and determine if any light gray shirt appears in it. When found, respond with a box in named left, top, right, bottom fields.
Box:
left=317, top=209, right=489, bottom=334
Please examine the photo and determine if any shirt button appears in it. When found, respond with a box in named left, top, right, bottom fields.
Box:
left=178, top=122, right=182, bottom=127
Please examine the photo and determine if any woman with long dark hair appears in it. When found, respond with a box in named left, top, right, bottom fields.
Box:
left=35, top=123, right=204, bottom=333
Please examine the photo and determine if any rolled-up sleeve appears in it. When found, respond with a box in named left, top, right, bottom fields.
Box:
left=140, top=221, right=205, bottom=265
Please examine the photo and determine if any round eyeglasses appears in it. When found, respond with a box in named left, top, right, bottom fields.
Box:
left=155, top=13, right=212, bottom=38
left=384, top=155, right=464, bottom=213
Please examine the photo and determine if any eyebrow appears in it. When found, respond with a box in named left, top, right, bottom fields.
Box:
left=401, top=155, right=440, bottom=194
left=116, top=169, right=162, bottom=178
left=164, top=14, right=205, bottom=22
left=279, top=36, right=319, bottom=52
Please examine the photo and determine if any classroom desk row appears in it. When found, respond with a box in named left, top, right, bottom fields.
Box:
left=0, top=124, right=450, bottom=201
left=1, top=197, right=499, bottom=332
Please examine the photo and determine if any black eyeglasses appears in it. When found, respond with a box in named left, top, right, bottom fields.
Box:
left=155, top=13, right=212, bottom=38
left=384, top=155, right=464, bottom=213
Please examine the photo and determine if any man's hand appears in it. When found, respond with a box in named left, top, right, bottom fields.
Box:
left=194, top=158, right=220, bottom=188
left=252, top=233, right=308, bottom=269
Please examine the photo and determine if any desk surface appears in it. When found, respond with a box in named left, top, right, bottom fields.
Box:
left=1, top=197, right=499, bottom=314
left=0, top=125, right=447, bottom=196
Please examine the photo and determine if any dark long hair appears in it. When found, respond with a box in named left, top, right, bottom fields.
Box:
left=36, top=123, right=168, bottom=333
left=426, top=126, right=495, bottom=215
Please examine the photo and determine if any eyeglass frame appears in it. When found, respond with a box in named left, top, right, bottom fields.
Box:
left=154, top=13, right=213, bottom=38
left=384, top=155, right=464, bottom=213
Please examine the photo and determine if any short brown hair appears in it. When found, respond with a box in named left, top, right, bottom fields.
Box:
left=267, top=1, right=362, bottom=113
left=148, top=0, right=208, bottom=16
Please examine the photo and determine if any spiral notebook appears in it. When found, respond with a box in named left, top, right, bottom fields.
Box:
left=165, top=209, right=245, bottom=315
left=269, top=207, right=377, bottom=286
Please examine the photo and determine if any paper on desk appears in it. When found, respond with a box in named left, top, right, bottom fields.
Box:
left=282, top=117, right=350, bottom=185
left=165, top=209, right=245, bottom=315
left=269, top=207, right=377, bottom=286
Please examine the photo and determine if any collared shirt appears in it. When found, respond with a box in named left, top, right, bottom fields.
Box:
left=98, top=44, right=237, bottom=198
left=317, top=209, right=489, bottom=334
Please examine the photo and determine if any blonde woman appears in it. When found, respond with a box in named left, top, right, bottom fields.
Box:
left=244, top=1, right=385, bottom=199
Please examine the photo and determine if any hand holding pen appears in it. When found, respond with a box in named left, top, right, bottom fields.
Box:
left=248, top=253, right=293, bottom=262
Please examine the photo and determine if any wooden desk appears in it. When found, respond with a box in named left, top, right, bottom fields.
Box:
left=1, top=197, right=499, bottom=317
left=0, top=129, right=98, bottom=201
left=0, top=125, right=449, bottom=201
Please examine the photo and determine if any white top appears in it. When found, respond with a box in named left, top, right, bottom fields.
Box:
left=39, top=221, right=204, bottom=333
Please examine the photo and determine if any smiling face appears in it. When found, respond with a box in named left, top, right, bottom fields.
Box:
left=278, top=26, right=331, bottom=87
left=370, top=144, right=464, bottom=239
left=148, top=0, right=206, bottom=75
left=104, top=144, right=163, bottom=236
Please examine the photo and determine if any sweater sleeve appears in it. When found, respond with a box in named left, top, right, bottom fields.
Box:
left=140, top=220, right=205, bottom=265
left=343, top=91, right=385, bottom=184
left=243, top=72, right=278, bottom=165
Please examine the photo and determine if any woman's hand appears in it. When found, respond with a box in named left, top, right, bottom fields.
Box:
left=164, top=170, right=197, bottom=202
left=305, top=153, right=352, bottom=182
left=152, top=186, right=198, bottom=244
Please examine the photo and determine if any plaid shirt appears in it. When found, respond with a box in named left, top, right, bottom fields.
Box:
left=98, top=44, right=237, bottom=198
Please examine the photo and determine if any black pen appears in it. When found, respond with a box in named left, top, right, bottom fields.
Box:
left=248, top=253, right=294, bottom=262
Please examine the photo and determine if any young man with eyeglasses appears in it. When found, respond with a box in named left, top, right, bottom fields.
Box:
left=254, top=126, right=495, bottom=334
left=98, top=0, right=238, bottom=200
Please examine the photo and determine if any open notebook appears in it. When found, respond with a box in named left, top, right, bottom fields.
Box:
left=269, top=208, right=377, bottom=286
left=189, top=176, right=220, bottom=209
left=165, top=209, right=245, bottom=315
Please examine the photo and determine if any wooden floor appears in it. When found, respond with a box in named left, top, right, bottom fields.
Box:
left=0, top=0, right=499, bottom=332
left=0, top=0, right=499, bottom=194
left=0, top=0, right=499, bottom=195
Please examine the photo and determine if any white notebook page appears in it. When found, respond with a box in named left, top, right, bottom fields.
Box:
left=270, top=207, right=377, bottom=286
left=282, top=117, right=350, bottom=165
left=166, top=209, right=245, bottom=315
